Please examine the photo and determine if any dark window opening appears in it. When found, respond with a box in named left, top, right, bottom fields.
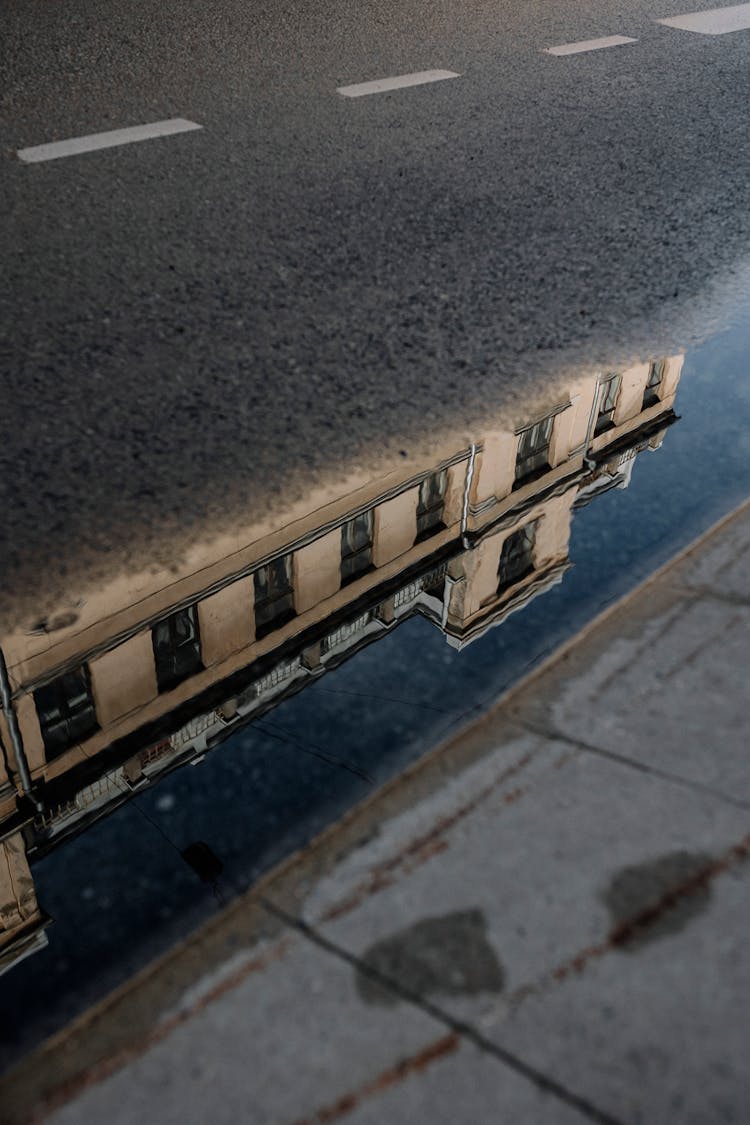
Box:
left=643, top=360, right=666, bottom=409
left=497, top=522, right=537, bottom=594
left=594, top=374, right=622, bottom=435
left=424, top=578, right=446, bottom=603
left=416, top=469, right=448, bottom=541
left=341, top=510, right=374, bottom=585
left=34, top=667, right=98, bottom=760
left=515, top=415, right=554, bottom=486
left=254, top=555, right=295, bottom=639
left=152, top=605, right=202, bottom=692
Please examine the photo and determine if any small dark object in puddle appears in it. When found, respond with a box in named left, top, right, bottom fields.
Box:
left=357, top=908, right=504, bottom=1005
left=602, top=851, right=714, bottom=950
left=181, top=841, right=224, bottom=884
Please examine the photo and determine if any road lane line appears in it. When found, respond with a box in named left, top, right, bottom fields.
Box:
left=17, top=118, right=202, bottom=164
left=544, top=35, right=638, bottom=55
left=656, top=1, right=750, bottom=34
left=336, top=70, right=460, bottom=97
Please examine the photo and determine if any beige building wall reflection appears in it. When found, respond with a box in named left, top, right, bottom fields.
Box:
left=0, top=356, right=682, bottom=973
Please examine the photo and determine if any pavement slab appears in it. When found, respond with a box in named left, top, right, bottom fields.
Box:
left=331, top=1038, right=587, bottom=1125
left=308, top=752, right=747, bottom=1011
left=668, top=504, right=750, bottom=604
left=503, top=507, right=750, bottom=806
left=484, top=859, right=749, bottom=1125
left=4, top=499, right=749, bottom=1125
left=46, top=927, right=446, bottom=1125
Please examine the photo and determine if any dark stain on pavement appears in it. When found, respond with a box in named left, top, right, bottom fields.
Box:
left=356, top=908, right=504, bottom=1006
left=601, top=851, right=714, bottom=950
left=541, top=834, right=750, bottom=989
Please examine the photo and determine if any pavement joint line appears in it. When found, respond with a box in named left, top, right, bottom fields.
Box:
left=253, top=717, right=375, bottom=783
left=315, top=744, right=585, bottom=927
left=27, top=936, right=293, bottom=1122
left=591, top=599, right=688, bottom=700
left=260, top=897, right=625, bottom=1125
left=317, top=744, right=547, bottom=924
left=457, top=497, right=750, bottom=747
left=544, top=35, right=638, bottom=56
left=336, top=70, right=460, bottom=98
left=656, top=0, right=750, bottom=34
left=16, top=118, right=202, bottom=164
left=505, top=716, right=750, bottom=812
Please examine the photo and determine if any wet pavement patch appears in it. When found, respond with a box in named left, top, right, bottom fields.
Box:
left=356, top=908, right=504, bottom=1005
left=601, top=851, right=714, bottom=951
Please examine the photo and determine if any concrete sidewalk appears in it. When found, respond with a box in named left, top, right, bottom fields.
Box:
left=5, top=500, right=750, bottom=1125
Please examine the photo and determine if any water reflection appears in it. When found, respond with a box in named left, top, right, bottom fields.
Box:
left=0, top=356, right=682, bottom=978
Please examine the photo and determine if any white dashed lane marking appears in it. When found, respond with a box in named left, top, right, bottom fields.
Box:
left=544, top=35, right=638, bottom=56
left=17, top=118, right=202, bottom=164
left=336, top=70, right=460, bottom=97
left=656, top=1, right=750, bottom=33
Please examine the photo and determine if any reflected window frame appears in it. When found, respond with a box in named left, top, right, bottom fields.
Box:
left=415, top=469, right=448, bottom=542
left=341, top=510, right=375, bottom=586
left=594, top=373, right=622, bottom=436
left=152, top=605, right=203, bottom=693
left=254, top=555, right=296, bottom=639
left=496, top=520, right=537, bottom=594
left=643, top=360, right=666, bottom=409
left=514, top=414, right=555, bottom=487
left=34, top=666, right=98, bottom=761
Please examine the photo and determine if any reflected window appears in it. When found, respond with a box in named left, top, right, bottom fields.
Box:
left=425, top=577, right=446, bottom=602
left=595, top=374, right=622, bottom=435
left=152, top=606, right=202, bottom=692
left=416, top=470, right=448, bottom=541
left=643, top=360, right=666, bottom=409
left=254, top=556, right=295, bottom=638
left=497, top=522, right=536, bottom=593
left=34, top=667, right=98, bottom=760
left=341, top=511, right=374, bottom=585
left=515, top=415, right=554, bottom=485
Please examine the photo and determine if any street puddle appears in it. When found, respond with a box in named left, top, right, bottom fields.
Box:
left=2, top=319, right=750, bottom=1071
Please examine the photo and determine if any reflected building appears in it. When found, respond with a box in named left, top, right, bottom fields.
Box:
left=0, top=356, right=682, bottom=974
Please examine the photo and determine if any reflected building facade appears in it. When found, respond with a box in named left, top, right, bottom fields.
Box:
left=0, top=356, right=682, bottom=973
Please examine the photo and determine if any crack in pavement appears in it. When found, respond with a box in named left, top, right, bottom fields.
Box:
left=505, top=715, right=750, bottom=811
left=261, top=898, right=625, bottom=1125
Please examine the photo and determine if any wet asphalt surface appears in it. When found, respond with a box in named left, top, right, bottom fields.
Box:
left=4, top=0, right=750, bottom=622
left=4, top=0, right=750, bottom=1079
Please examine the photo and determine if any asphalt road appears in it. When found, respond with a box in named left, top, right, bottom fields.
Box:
left=3, top=0, right=750, bottom=619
